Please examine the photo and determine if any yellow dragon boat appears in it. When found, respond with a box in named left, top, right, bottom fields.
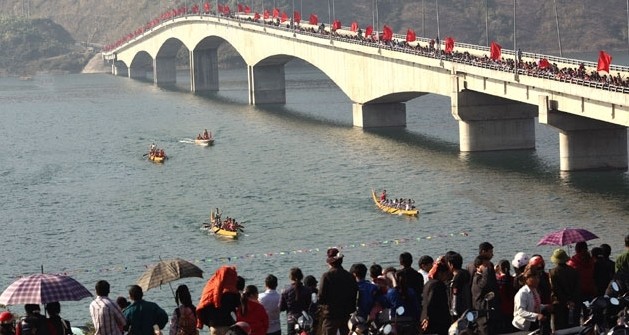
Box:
left=371, top=190, right=419, bottom=216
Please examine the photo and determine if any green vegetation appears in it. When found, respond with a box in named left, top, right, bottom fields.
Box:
left=0, top=16, right=94, bottom=75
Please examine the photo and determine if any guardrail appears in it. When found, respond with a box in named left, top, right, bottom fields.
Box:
left=107, top=13, right=629, bottom=94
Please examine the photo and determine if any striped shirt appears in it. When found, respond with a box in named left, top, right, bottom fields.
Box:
left=90, top=296, right=126, bottom=335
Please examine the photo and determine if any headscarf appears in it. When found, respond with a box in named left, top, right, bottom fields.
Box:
left=197, top=265, right=238, bottom=311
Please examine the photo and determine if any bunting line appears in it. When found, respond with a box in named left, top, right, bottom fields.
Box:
left=5, top=231, right=470, bottom=278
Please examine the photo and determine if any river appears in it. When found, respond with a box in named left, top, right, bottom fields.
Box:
left=0, top=63, right=627, bottom=326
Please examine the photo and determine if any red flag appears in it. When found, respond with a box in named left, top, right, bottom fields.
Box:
left=203, top=2, right=210, bottom=13
left=444, top=37, right=455, bottom=54
left=223, top=5, right=230, bottom=14
left=382, top=25, right=393, bottom=41
left=281, top=11, right=288, bottom=22
left=192, top=4, right=199, bottom=13
left=237, top=3, right=243, bottom=12
left=538, top=58, right=551, bottom=69
left=406, top=29, right=416, bottom=42
left=263, top=10, right=270, bottom=19
left=597, top=50, right=612, bottom=73
left=490, top=41, right=502, bottom=61
left=332, top=20, right=341, bottom=30
left=272, top=8, right=279, bottom=18
left=350, top=21, right=358, bottom=32
left=253, top=12, right=260, bottom=20
left=293, top=11, right=301, bottom=23
left=244, top=5, right=251, bottom=14
left=218, top=4, right=224, bottom=13
left=365, top=25, right=373, bottom=38
left=309, top=13, right=318, bottom=25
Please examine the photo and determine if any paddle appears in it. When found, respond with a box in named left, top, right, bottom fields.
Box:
left=142, top=153, right=148, bottom=157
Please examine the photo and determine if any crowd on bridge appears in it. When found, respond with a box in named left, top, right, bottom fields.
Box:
left=103, top=2, right=629, bottom=93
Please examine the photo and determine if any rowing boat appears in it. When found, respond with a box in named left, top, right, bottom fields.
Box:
left=371, top=190, right=419, bottom=216
left=206, top=210, right=241, bottom=239
left=148, top=153, right=165, bottom=163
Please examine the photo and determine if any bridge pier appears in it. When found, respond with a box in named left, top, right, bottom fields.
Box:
left=154, top=56, right=177, bottom=86
left=539, top=96, right=628, bottom=171
left=248, top=64, right=286, bottom=104
left=190, top=49, right=219, bottom=92
left=352, top=103, right=407, bottom=128
left=452, top=90, right=536, bottom=151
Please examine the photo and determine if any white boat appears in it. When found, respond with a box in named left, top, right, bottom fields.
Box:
left=194, top=138, right=214, bottom=146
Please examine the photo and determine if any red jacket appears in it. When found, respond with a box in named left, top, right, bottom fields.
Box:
left=237, top=300, right=269, bottom=335
left=567, top=253, right=596, bottom=298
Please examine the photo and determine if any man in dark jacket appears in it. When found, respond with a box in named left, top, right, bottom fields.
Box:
left=123, top=285, right=168, bottom=335
left=397, top=252, right=424, bottom=318
left=471, top=256, right=497, bottom=335
left=318, top=248, right=358, bottom=335
left=549, top=248, right=580, bottom=331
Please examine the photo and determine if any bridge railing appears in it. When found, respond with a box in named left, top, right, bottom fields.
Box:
left=109, top=14, right=629, bottom=94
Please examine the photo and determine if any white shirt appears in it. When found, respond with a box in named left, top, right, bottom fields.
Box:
left=258, top=289, right=281, bottom=333
left=90, top=296, right=126, bottom=335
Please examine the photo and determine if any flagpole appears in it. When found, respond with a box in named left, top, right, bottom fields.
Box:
left=372, top=0, right=375, bottom=29
left=553, top=0, right=562, bottom=57
left=292, top=0, right=295, bottom=28
left=626, top=0, right=629, bottom=56
left=422, top=0, right=425, bottom=37
left=328, top=0, right=331, bottom=41
left=513, top=0, right=516, bottom=57
left=485, top=0, right=489, bottom=46
left=436, top=0, right=440, bottom=42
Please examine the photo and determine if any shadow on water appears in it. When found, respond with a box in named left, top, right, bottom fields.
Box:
left=364, top=127, right=459, bottom=155
left=252, top=104, right=352, bottom=128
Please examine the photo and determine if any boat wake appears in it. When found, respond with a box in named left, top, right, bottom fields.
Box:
left=179, top=138, right=195, bottom=144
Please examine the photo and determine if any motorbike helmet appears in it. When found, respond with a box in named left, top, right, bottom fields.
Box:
left=0, top=311, right=13, bottom=324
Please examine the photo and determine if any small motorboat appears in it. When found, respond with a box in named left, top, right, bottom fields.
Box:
left=194, top=138, right=214, bottom=146
left=371, top=190, right=419, bottom=216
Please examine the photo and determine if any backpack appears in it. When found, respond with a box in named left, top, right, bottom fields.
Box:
left=19, top=315, right=49, bottom=335
left=174, top=307, right=198, bottom=335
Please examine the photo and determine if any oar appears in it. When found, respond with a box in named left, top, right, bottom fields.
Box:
left=142, top=153, right=149, bottom=157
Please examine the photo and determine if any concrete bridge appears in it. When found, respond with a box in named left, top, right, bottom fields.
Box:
left=102, top=14, right=629, bottom=171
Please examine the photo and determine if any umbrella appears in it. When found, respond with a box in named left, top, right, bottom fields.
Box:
left=136, top=258, right=203, bottom=292
left=0, top=274, right=92, bottom=305
left=537, top=228, right=598, bottom=246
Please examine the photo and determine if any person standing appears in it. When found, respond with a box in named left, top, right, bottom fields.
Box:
left=169, top=285, right=198, bottom=335
left=45, top=302, right=72, bottom=335
left=89, top=280, right=127, bottom=335
left=615, top=234, right=629, bottom=275
left=420, top=263, right=452, bottom=335
left=384, top=271, right=420, bottom=335
left=567, top=242, right=596, bottom=303
left=236, top=286, right=268, bottom=335
left=16, top=304, right=52, bottom=335
left=417, top=255, right=433, bottom=284
left=196, top=266, right=241, bottom=335
left=258, top=275, right=281, bottom=335
left=349, top=263, right=379, bottom=320
left=446, top=252, right=471, bottom=321
left=318, top=248, right=357, bottom=335
left=549, top=248, right=580, bottom=331
left=280, top=268, right=312, bottom=335
left=512, top=269, right=550, bottom=335
left=123, top=285, right=168, bottom=335
left=494, top=260, right=515, bottom=333
left=471, top=256, right=497, bottom=335
left=398, top=252, right=424, bottom=318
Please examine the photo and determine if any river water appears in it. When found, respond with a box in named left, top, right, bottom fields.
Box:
left=0, top=64, right=627, bottom=326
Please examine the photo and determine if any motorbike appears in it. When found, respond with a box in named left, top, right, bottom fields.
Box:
left=348, top=306, right=405, bottom=335
left=294, top=293, right=318, bottom=335
left=448, top=292, right=495, bottom=335
left=607, top=281, right=629, bottom=335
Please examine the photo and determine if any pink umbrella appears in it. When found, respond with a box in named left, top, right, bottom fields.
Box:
left=0, top=274, right=92, bottom=305
left=536, top=228, right=598, bottom=246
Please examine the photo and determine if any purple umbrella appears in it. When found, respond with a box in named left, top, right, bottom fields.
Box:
left=0, top=274, right=92, bottom=305
left=536, top=228, right=599, bottom=246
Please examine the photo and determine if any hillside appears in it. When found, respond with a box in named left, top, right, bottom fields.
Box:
left=1, top=0, right=628, bottom=74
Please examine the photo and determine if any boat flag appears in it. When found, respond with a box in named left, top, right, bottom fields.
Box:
left=597, top=51, right=612, bottom=73
left=293, top=11, right=301, bottom=23
left=406, top=29, right=416, bottom=42
left=490, top=41, right=502, bottom=61
left=365, top=25, right=373, bottom=39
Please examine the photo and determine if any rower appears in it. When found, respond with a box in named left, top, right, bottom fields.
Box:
left=203, top=129, right=209, bottom=140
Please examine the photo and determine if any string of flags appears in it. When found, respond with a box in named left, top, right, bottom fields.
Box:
left=5, top=231, right=470, bottom=278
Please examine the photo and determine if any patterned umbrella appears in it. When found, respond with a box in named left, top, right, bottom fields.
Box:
left=537, top=228, right=599, bottom=246
left=137, top=258, right=203, bottom=292
left=0, top=274, right=92, bottom=305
